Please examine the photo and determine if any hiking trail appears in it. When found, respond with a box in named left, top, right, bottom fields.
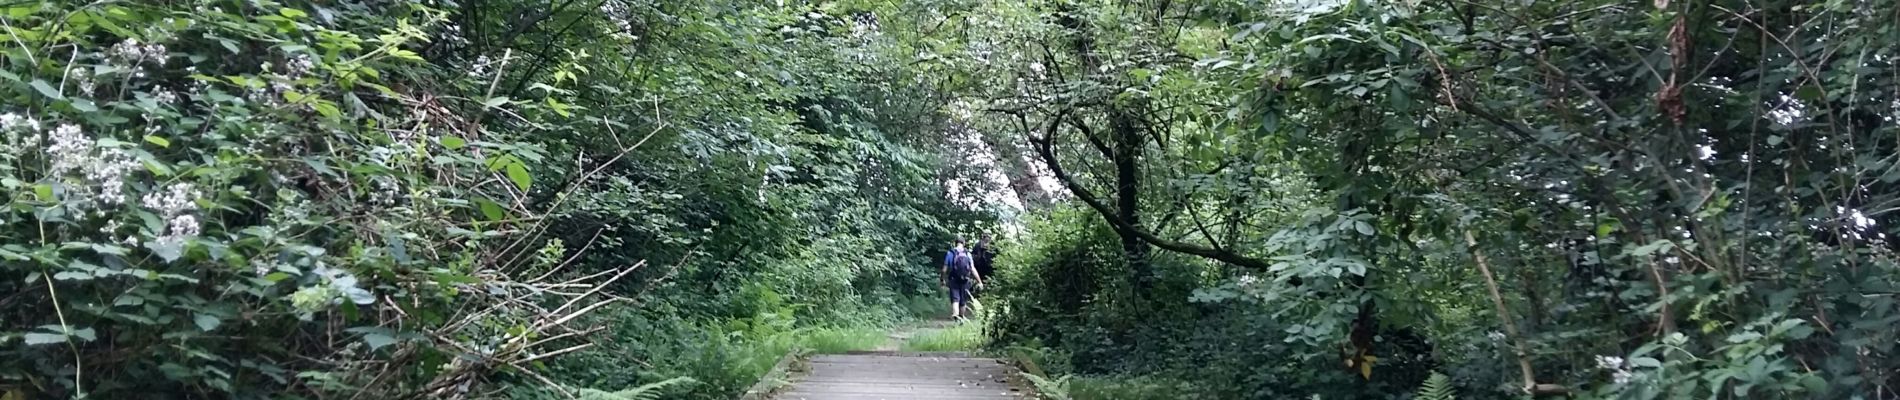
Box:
left=768, top=320, right=1031, bottom=400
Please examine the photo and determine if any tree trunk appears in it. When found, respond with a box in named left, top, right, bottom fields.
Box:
left=1109, top=107, right=1151, bottom=289
left=1056, top=4, right=1151, bottom=289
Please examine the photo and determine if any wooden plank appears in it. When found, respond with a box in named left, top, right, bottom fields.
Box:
left=740, top=350, right=805, bottom=400
left=766, top=352, right=1032, bottom=400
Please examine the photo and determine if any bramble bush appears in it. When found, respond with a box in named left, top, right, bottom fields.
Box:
left=2, top=0, right=984, bottom=398
left=0, top=0, right=655, bottom=398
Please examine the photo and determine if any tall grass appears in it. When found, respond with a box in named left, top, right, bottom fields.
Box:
left=899, top=294, right=949, bottom=320
left=901, top=321, right=986, bottom=351
left=797, top=327, right=888, bottom=354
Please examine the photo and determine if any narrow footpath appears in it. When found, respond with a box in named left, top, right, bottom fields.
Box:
left=769, top=320, right=1032, bottom=400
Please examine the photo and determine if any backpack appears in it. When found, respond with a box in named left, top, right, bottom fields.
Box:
left=949, top=250, right=977, bottom=280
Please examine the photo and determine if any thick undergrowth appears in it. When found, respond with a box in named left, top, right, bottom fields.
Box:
left=5, top=0, right=1897, bottom=399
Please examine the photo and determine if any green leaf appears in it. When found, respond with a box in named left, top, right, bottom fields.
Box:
left=146, top=239, right=185, bottom=262
left=438, top=136, right=466, bottom=150
left=362, top=333, right=396, bottom=350
left=70, top=98, right=99, bottom=112
left=279, top=7, right=307, bottom=19
left=483, top=97, right=510, bottom=108
left=32, top=184, right=53, bottom=201
left=194, top=314, right=222, bottom=331
left=0, top=248, right=26, bottom=261
left=1630, top=357, right=1662, bottom=368
left=1794, top=85, right=1823, bottom=101
left=29, top=79, right=63, bottom=100
left=388, top=49, right=423, bottom=61
left=52, top=271, right=93, bottom=281
left=1353, top=221, right=1373, bottom=235
left=1629, top=240, right=1674, bottom=257
left=144, top=135, right=172, bottom=148
left=313, top=102, right=341, bottom=120
left=22, top=333, right=65, bottom=345
left=475, top=197, right=505, bottom=221
left=504, top=162, right=531, bottom=191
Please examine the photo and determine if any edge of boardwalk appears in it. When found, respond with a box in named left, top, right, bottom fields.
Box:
left=771, top=352, right=1032, bottom=399
left=738, top=350, right=804, bottom=400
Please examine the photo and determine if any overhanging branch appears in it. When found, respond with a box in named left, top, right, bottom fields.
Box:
left=1027, top=111, right=1278, bottom=273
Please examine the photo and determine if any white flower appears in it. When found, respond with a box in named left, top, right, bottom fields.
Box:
left=287, top=54, right=315, bottom=77
left=1595, top=355, right=1624, bottom=370
left=145, top=188, right=202, bottom=248
left=167, top=214, right=201, bottom=237
left=142, top=183, right=201, bottom=215
left=144, top=43, right=167, bottom=63
left=62, top=69, right=93, bottom=95
left=109, top=38, right=166, bottom=64
left=470, top=55, right=491, bottom=77
left=0, top=113, right=20, bottom=130
left=312, top=265, right=375, bottom=305
left=47, top=124, right=90, bottom=176
left=370, top=177, right=401, bottom=207
left=152, top=89, right=179, bottom=106
left=85, top=151, right=140, bottom=207
left=1486, top=331, right=1506, bottom=341
left=1612, top=369, right=1636, bottom=384
left=35, top=122, right=142, bottom=211
left=110, top=38, right=145, bottom=60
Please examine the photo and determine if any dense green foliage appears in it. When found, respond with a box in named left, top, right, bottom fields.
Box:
left=2, top=0, right=983, bottom=398
left=969, top=0, right=1900, bottom=399
left=4, top=0, right=1897, bottom=399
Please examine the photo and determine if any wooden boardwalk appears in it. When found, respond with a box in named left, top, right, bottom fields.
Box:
left=770, top=352, right=1031, bottom=400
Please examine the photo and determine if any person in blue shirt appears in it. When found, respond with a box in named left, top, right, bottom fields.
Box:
left=940, top=238, right=984, bottom=320
left=942, top=239, right=964, bottom=272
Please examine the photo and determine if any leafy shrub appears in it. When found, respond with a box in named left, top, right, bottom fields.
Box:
left=987, top=207, right=1432, bottom=399
left=0, top=1, right=985, bottom=399
left=0, top=2, right=598, bottom=398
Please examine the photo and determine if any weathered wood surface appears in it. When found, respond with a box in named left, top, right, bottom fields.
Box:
left=769, top=352, right=1031, bottom=400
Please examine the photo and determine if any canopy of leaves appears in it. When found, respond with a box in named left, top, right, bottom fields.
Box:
left=3, top=0, right=1896, bottom=399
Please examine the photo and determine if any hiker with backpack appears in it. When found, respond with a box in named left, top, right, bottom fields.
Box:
left=941, top=238, right=985, bottom=320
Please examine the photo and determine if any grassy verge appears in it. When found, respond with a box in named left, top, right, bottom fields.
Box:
left=797, top=327, right=888, bottom=354
left=899, top=293, right=949, bottom=320
left=900, top=321, right=985, bottom=351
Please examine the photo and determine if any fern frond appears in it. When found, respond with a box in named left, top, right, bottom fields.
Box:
left=1020, top=372, right=1073, bottom=400
left=1415, top=371, right=1455, bottom=400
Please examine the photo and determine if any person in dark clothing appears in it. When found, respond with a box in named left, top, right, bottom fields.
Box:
left=941, top=238, right=984, bottom=320
left=972, top=233, right=997, bottom=285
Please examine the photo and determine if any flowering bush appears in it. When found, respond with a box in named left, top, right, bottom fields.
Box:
left=0, top=2, right=602, bottom=398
